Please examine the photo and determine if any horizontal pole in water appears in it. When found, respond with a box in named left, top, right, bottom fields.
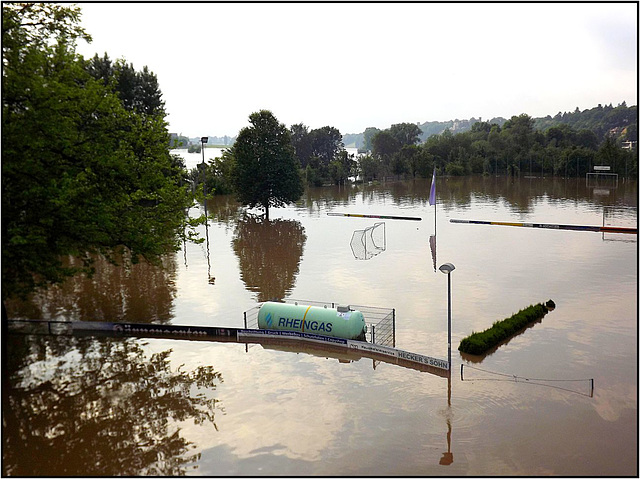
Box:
left=450, top=218, right=637, bottom=234
left=328, top=212, right=422, bottom=221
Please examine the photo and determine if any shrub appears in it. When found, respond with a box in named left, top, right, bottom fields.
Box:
left=458, top=302, right=553, bottom=355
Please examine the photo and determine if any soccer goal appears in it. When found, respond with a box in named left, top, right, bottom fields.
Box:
left=350, top=222, right=386, bottom=260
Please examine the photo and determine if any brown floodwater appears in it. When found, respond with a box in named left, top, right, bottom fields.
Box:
left=3, top=175, right=637, bottom=476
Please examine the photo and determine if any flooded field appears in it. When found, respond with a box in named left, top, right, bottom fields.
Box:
left=4, top=175, right=637, bottom=476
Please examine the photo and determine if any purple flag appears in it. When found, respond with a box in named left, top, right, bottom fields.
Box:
left=429, top=167, right=436, bottom=206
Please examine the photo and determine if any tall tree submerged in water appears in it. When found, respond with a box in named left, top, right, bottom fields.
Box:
left=1, top=3, right=194, bottom=301
left=231, top=110, right=304, bottom=220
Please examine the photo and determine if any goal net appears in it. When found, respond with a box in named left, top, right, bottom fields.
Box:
left=350, top=222, right=386, bottom=260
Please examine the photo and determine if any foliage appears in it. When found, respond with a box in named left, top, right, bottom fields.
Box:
left=362, top=110, right=638, bottom=181
left=1, top=3, right=196, bottom=300
left=535, top=103, right=638, bottom=142
left=388, top=122, right=422, bottom=146
left=231, top=110, right=304, bottom=219
left=187, top=148, right=235, bottom=199
left=362, top=127, right=381, bottom=152
left=290, top=123, right=313, bottom=167
left=86, top=53, right=164, bottom=117
left=458, top=303, right=550, bottom=355
left=169, top=134, right=190, bottom=149
left=290, top=123, right=352, bottom=185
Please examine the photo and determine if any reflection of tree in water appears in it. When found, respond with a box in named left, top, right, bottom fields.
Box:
left=232, top=214, right=306, bottom=302
left=4, top=252, right=177, bottom=323
left=2, top=335, right=223, bottom=476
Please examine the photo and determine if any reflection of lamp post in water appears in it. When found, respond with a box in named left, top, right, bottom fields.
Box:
left=439, top=374, right=454, bottom=466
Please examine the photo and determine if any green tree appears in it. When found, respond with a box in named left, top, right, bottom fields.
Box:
left=358, top=154, right=381, bottom=182
left=87, top=54, right=164, bottom=117
left=362, top=127, right=381, bottom=152
left=329, top=149, right=356, bottom=185
left=290, top=123, right=313, bottom=168
left=310, top=125, right=344, bottom=165
left=231, top=110, right=304, bottom=220
left=2, top=3, right=194, bottom=300
left=388, top=122, right=422, bottom=146
left=371, top=131, right=401, bottom=169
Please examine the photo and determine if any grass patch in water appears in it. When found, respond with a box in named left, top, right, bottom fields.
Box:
left=458, top=300, right=555, bottom=355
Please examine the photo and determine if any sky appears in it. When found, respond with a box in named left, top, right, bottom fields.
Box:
left=74, top=2, right=638, bottom=138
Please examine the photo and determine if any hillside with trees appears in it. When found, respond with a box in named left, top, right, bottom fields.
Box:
left=534, top=103, right=637, bottom=143
left=343, top=103, right=637, bottom=149
left=355, top=112, right=637, bottom=181
left=190, top=106, right=637, bottom=201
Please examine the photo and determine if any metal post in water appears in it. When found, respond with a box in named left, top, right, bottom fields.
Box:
left=447, top=272, right=452, bottom=370
left=392, top=308, right=396, bottom=348
left=439, top=263, right=455, bottom=373
left=201, top=136, right=208, bottom=218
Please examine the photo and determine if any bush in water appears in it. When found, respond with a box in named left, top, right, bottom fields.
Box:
left=458, top=302, right=553, bottom=355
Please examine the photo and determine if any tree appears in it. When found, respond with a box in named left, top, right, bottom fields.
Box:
left=371, top=131, right=401, bottom=161
left=396, top=144, right=423, bottom=178
left=290, top=123, right=313, bottom=168
left=330, top=150, right=356, bottom=185
left=388, top=122, right=422, bottom=146
left=310, top=125, right=343, bottom=165
left=292, top=124, right=346, bottom=186
left=362, top=127, right=381, bottom=152
left=2, top=3, right=195, bottom=300
left=357, top=154, right=381, bottom=182
left=231, top=110, right=304, bottom=220
left=87, top=53, right=165, bottom=117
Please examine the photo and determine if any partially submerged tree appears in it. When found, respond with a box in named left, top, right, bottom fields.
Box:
left=231, top=110, right=304, bottom=220
left=2, top=3, right=195, bottom=300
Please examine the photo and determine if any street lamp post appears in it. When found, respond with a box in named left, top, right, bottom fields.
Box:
left=438, top=262, right=455, bottom=373
left=201, top=137, right=208, bottom=217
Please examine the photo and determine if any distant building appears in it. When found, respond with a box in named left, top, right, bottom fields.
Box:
left=621, top=140, right=637, bottom=150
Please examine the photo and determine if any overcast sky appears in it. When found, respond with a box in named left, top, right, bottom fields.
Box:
left=74, top=2, right=637, bottom=137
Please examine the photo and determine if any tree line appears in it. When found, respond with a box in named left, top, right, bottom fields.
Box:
left=190, top=111, right=637, bottom=204
left=361, top=114, right=637, bottom=180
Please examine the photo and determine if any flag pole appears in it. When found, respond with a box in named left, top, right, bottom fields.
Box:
left=429, top=166, right=437, bottom=272
left=434, top=191, right=437, bottom=236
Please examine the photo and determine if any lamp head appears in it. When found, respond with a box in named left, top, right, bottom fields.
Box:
left=201, top=136, right=208, bottom=144
left=439, top=263, right=455, bottom=274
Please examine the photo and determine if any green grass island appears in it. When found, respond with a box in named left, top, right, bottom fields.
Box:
left=458, top=300, right=556, bottom=356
